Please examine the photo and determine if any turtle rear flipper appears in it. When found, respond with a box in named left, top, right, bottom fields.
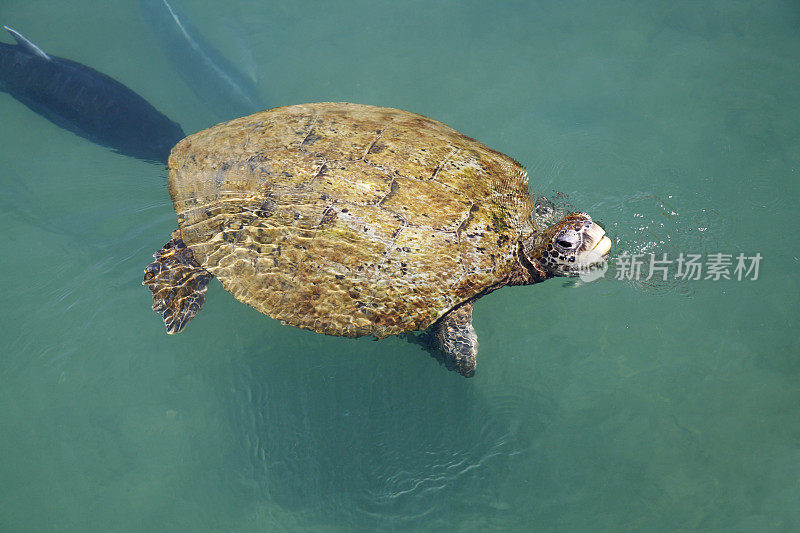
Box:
left=143, top=238, right=212, bottom=334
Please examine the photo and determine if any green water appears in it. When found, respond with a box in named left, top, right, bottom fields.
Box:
left=1, top=1, right=799, bottom=531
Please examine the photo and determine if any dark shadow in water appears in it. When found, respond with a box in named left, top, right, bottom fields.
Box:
left=0, top=26, right=184, bottom=164
left=138, top=0, right=263, bottom=123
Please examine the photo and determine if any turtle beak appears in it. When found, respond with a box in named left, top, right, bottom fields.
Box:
left=589, top=225, right=612, bottom=256
left=575, top=222, right=611, bottom=265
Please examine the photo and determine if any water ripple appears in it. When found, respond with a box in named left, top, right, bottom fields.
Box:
left=591, top=186, right=732, bottom=297
left=216, top=343, right=532, bottom=530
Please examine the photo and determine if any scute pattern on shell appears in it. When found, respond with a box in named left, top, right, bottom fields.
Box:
left=167, top=103, right=534, bottom=338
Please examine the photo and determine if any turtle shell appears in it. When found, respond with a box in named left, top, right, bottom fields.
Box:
left=167, top=103, right=534, bottom=338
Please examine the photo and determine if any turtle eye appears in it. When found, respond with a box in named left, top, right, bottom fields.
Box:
left=556, top=238, right=575, bottom=249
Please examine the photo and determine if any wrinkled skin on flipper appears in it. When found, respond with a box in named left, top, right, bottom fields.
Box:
left=143, top=238, right=212, bottom=334
left=402, top=302, right=478, bottom=377
left=432, top=302, right=478, bottom=377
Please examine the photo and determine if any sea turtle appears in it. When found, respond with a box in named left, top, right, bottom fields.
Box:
left=143, top=102, right=611, bottom=377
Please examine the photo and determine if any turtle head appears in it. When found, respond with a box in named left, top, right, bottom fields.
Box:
left=528, top=212, right=611, bottom=277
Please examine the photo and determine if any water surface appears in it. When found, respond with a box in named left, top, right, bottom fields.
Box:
left=1, top=1, right=798, bottom=531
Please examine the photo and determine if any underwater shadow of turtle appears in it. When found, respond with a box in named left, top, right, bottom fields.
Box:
left=138, top=0, right=263, bottom=121
left=0, top=26, right=185, bottom=164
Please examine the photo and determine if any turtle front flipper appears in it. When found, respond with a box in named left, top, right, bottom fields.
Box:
left=433, top=302, right=479, bottom=377
left=143, top=238, right=212, bottom=334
